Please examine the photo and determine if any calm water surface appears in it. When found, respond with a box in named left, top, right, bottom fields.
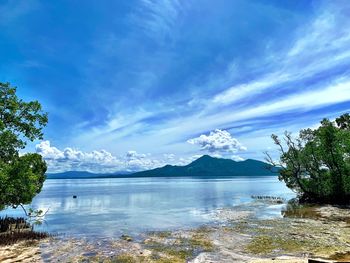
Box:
left=1, top=177, right=295, bottom=238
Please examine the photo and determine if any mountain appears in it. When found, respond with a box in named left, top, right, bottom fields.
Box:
left=46, top=155, right=277, bottom=179
left=129, top=155, right=277, bottom=177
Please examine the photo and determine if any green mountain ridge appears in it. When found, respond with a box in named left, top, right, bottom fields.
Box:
left=130, top=155, right=277, bottom=177
left=46, top=155, right=277, bottom=179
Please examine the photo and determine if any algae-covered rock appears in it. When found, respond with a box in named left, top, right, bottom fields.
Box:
left=121, top=234, right=133, bottom=242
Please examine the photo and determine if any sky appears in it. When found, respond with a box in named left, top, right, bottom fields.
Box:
left=1, top=0, right=350, bottom=173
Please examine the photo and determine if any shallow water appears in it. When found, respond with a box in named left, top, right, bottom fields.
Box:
left=0, top=176, right=295, bottom=238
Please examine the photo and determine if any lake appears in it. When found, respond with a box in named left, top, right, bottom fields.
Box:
left=0, top=176, right=295, bottom=239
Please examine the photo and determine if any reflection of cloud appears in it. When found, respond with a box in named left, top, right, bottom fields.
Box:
left=187, top=129, right=246, bottom=158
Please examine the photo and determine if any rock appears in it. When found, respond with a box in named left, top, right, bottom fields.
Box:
left=121, top=234, right=133, bottom=242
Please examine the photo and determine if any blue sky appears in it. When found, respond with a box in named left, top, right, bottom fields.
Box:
left=1, top=0, right=350, bottom=173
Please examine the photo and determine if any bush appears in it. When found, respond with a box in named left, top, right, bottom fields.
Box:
left=267, top=114, right=350, bottom=204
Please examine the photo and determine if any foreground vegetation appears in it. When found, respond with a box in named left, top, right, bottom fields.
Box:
left=267, top=113, right=350, bottom=204
left=0, top=82, right=49, bottom=250
left=0, top=217, right=49, bottom=246
left=0, top=82, right=48, bottom=211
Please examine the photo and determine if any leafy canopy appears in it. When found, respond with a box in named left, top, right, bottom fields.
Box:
left=267, top=113, right=350, bottom=204
left=0, top=82, right=48, bottom=210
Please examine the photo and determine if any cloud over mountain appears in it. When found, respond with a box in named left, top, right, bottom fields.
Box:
left=187, top=129, right=246, bottom=159
left=125, top=150, right=163, bottom=171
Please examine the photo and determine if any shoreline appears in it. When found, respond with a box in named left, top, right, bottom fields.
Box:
left=45, top=175, right=279, bottom=180
left=1, top=204, right=349, bottom=262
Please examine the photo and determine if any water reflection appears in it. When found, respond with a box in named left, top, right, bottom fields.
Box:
left=281, top=199, right=321, bottom=219
left=0, top=177, right=295, bottom=238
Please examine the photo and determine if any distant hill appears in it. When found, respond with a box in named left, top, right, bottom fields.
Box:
left=46, top=155, right=277, bottom=179
left=46, top=171, right=131, bottom=179
left=130, top=155, right=277, bottom=177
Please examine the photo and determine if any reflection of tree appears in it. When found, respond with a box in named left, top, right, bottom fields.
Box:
left=281, top=199, right=320, bottom=219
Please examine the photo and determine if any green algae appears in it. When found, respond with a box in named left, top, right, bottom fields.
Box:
left=244, top=216, right=350, bottom=258
left=120, top=234, right=133, bottom=242
left=140, top=229, right=214, bottom=263
left=111, top=254, right=139, bottom=263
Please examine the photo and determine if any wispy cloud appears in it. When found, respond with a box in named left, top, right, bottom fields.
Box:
left=8, top=1, right=350, bottom=168
left=212, top=5, right=350, bottom=108
left=129, top=0, right=184, bottom=40
left=137, top=3, right=349, bottom=156
left=0, top=0, right=38, bottom=26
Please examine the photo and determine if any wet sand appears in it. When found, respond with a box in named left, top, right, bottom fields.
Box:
left=0, top=241, right=42, bottom=263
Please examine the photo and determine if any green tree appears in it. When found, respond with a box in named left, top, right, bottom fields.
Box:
left=0, top=82, right=48, bottom=210
left=266, top=114, right=350, bottom=204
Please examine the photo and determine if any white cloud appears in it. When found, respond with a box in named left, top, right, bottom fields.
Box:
left=212, top=73, right=290, bottom=106
left=163, top=153, right=176, bottom=160
left=126, top=150, right=147, bottom=160
left=231, top=155, right=244, bottom=161
left=36, top=141, right=168, bottom=173
left=36, top=141, right=64, bottom=159
left=35, top=141, right=202, bottom=174
left=206, top=77, right=350, bottom=126
left=125, top=150, right=164, bottom=171
left=187, top=129, right=247, bottom=156
left=176, top=155, right=203, bottom=166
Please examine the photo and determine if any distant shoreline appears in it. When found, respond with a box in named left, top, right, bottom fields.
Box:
left=46, top=155, right=278, bottom=179
left=46, top=174, right=278, bottom=179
